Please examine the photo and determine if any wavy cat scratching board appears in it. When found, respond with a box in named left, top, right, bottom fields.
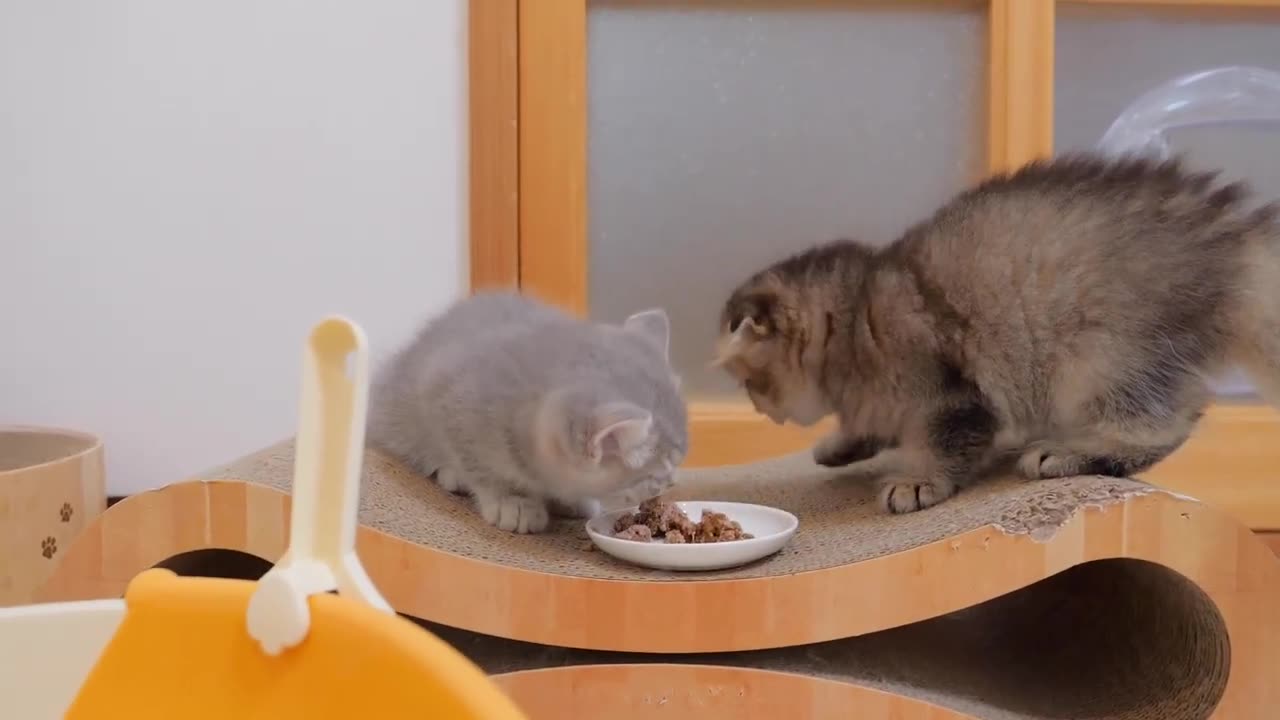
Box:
left=39, top=440, right=1280, bottom=719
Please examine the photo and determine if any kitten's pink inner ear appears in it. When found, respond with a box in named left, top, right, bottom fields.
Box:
left=590, top=410, right=654, bottom=468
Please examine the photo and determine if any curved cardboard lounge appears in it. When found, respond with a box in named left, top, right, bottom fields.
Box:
left=37, top=440, right=1280, bottom=719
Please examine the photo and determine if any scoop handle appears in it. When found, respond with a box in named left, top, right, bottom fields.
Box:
left=247, top=316, right=390, bottom=656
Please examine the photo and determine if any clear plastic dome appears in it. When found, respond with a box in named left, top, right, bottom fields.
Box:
left=1098, top=65, right=1280, bottom=160
left=1094, top=66, right=1280, bottom=397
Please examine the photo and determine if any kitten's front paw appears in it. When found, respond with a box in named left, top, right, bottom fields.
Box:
left=1017, top=447, right=1078, bottom=480
left=1019, top=449, right=1127, bottom=480
left=479, top=495, right=550, bottom=534
left=434, top=466, right=466, bottom=494
left=876, top=476, right=955, bottom=514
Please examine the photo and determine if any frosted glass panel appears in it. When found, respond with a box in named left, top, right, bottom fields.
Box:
left=587, top=1, right=986, bottom=399
left=1056, top=5, right=1280, bottom=396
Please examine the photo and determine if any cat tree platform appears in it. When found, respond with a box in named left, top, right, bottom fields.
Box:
left=37, top=439, right=1280, bottom=719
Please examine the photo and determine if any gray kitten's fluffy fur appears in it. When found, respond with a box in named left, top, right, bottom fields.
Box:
left=715, top=154, right=1280, bottom=514
left=368, top=291, right=688, bottom=533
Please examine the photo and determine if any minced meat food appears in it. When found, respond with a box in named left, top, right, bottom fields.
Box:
left=612, top=498, right=754, bottom=543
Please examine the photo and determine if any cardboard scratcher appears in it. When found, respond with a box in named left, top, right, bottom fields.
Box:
left=37, top=442, right=1280, bottom=719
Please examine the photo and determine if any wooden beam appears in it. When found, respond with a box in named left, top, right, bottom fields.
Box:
left=987, top=0, right=1056, bottom=172
left=468, top=0, right=521, bottom=291
left=517, top=0, right=588, bottom=315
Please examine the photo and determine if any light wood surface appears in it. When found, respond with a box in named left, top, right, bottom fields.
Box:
left=1069, top=0, right=1280, bottom=6
left=37, top=476, right=1280, bottom=718
left=469, top=0, right=520, bottom=291
left=987, top=0, right=1055, bottom=172
left=0, top=426, right=106, bottom=607
left=1259, top=532, right=1280, bottom=557
left=684, top=401, right=1280, bottom=531
left=684, top=402, right=835, bottom=468
left=493, top=665, right=974, bottom=720
left=517, top=0, right=588, bottom=315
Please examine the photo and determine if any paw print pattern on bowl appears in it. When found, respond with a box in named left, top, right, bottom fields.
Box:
left=59, top=502, right=73, bottom=522
left=41, top=536, right=57, bottom=559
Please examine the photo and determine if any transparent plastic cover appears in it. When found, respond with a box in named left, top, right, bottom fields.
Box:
left=1098, top=65, right=1280, bottom=159
left=1096, top=65, right=1280, bottom=396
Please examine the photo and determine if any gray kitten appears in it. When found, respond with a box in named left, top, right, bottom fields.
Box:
left=367, top=291, right=688, bottom=533
left=714, top=154, right=1280, bottom=514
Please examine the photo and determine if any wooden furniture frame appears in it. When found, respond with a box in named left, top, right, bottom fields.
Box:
left=469, top=0, right=1280, bottom=530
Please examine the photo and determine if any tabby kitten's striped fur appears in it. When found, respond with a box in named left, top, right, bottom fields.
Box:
left=715, top=154, right=1280, bottom=514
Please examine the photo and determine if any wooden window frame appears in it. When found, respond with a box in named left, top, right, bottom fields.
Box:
left=469, top=0, right=1280, bottom=529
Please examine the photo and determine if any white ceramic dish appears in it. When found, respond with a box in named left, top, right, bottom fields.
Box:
left=585, top=501, right=799, bottom=572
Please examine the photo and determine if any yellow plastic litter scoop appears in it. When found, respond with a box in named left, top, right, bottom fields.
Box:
left=0, top=316, right=528, bottom=720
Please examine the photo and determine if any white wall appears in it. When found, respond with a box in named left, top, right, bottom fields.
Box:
left=0, top=1, right=467, bottom=494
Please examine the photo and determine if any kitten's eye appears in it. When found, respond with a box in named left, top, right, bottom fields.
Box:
left=744, top=376, right=768, bottom=394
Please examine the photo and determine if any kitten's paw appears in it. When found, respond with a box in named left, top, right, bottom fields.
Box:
left=1015, top=449, right=1040, bottom=479
left=1019, top=448, right=1128, bottom=479
left=1018, top=448, right=1077, bottom=480
left=479, top=495, right=550, bottom=534
left=876, top=477, right=955, bottom=514
left=435, top=466, right=466, bottom=494
left=549, top=497, right=601, bottom=519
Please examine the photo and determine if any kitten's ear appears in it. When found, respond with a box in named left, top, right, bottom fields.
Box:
left=588, top=402, right=654, bottom=469
left=623, top=308, right=670, bottom=360
left=710, top=315, right=769, bottom=369
left=728, top=291, right=777, bottom=334
left=712, top=290, right=776, bottom=368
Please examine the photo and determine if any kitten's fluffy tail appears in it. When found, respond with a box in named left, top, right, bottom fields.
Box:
left=1229, top=208, right=1280, bottom=408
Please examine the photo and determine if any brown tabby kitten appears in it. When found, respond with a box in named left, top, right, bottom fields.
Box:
left=714, top=154, right=1280, bottom=514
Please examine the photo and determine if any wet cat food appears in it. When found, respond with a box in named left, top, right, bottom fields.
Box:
left=612, top=498, right=754, bottom=543
left=614, top=524, right=654, bottom=542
